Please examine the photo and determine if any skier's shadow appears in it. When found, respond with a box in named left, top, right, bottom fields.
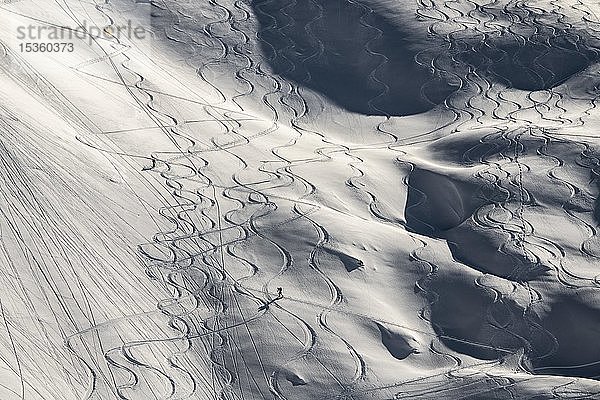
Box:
left=257, top=287, right=284, bottom=311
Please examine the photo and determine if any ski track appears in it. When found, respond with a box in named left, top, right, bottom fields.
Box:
left=1, top=0, right=600, bottom=399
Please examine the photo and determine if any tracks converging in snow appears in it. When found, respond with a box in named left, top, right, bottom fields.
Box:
left=1, top=0, right=600, bottom=399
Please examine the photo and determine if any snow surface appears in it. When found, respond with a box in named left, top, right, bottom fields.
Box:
left=1, top=0, right=600, bottom=398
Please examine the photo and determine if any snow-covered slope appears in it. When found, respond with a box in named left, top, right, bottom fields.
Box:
left=1, top=0, right=600, bottom=398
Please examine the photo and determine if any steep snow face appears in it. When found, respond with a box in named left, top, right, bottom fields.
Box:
left=1, top=0, right=600, bottom=399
